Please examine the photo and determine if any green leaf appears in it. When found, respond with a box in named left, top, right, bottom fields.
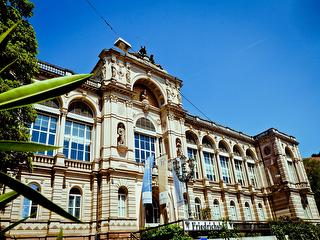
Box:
left=0, top=21, right=21, bottom=45
left=0, top=191, right=19, bottom=209
left=0, top=213, right=35, bottom=235
left=0, top=73, right=92, bottom=110
left=0, top=140, right=60, bottom=152
left=0, top=172, right=82, bottom=223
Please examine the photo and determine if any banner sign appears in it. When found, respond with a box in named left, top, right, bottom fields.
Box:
left=173, top=166, right=184, bottom=207
left=183, top=220, right=233, bottom=232
left=158, top=155, right=168, bottom=205
left=142, top=155, right=154, bottom=204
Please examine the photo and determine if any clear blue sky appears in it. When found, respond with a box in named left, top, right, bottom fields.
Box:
left=30, top=0, right=320, bottom=157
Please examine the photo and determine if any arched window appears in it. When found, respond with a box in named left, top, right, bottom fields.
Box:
left=229, top=200, right=237, bottom=220
left=244, top=202, right=252, bottom=221
left=202, top=136, right=214, bottom=149
left=219, top=141, right=228, bottom=153
left=22, top=183, right=40, bottom=218
left=134, top=118, right=156, bottom=163
left=69, top=101, right=93, bottom=118
left=63, top=102, right=92, bottom=161
left=30, top=114, right=57, bottom=156
left=118, top=187, right=127, bottom=217
left=258, top=203, right=265, bottom=221
left=203, top=136, right=215, bottom=181
left=285, top=148, right=298, bottom=183
left=213, top=199, right=221, bottom=219
left=195, top=198, right=201, bottom=220
left=186, top=131, right=200, bottom=179
left=145, top=198, right=160, bottom=224
left=136, top=118, right=155, bottom=132
left=246, top=149, right=255, bottom=160
left=233, top=146, right=242, bottom=157
left=68, top=187, right=81, bottom=219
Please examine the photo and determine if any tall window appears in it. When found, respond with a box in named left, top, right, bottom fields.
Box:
left=145, top=198, right=160, bottom=224
left=135, top=118, right=156, bottom=164
left=258, top=203, right=265, bottom=221
left=68, top=188, right=81, bottom=219
left=63, top=121, right=91, bottom=161
left=301, top=196, right=312, bottom=219
left=204, top=152, right=215, bottom=181
left=234, top=160, right=244, bottom=185
left=22, top=183, right=40, bottom=218
left=220, top=156, right=231, bottom=183
left=213, top=199, right=221, bottom=219
left=118, top=188, right=127, bottom=217
left=188, top=148, right=199, bottom=179
left=286, top=149, right=298, bottom=183
left=247, top=163, right=257, bottom=187
left=30, top=114, right=57, bottom=156
left=244, top=202, right=252, bottom=221
left=134, top=133, right=155, bottom=163
left=195, top=198, right=201, bottom=220
left=230, top=201, right=238, bottom=220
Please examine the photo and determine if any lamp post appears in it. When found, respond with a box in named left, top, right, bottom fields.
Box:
left=173, top=154, right=195, bottom=219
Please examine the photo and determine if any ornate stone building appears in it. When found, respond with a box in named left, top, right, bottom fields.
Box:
left=1, top=43, right=319, bottom=239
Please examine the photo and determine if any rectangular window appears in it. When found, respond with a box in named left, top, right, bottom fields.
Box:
left=287, top=161, right=298, bottom=183
left=134, top=133, right=155, bottom=163
left=234, top=160, right=244, bottom=185
left=219, top=156, right=231, bottom=183
left=188, top=148, right=199, bottom=179
left=203, top=152, right=215, bottom=181
left=30, top=114, right=57, bottom=156
left=68, top=194, right=81, bottom=218
left=63, top=121, right=91, bottom=161
left=248, top=163, right=257, bottom=187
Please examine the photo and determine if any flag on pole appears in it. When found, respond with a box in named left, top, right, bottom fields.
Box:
left=158, top=155, right=168, bottom=205
left=173, top=165, right=184, bottom=207
left=142, top=155, right=154, bottom=205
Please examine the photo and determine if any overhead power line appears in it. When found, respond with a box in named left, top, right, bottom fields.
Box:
left=180, top=92, right=212, bottom=122
left=84, top=0, right=119, bottom=37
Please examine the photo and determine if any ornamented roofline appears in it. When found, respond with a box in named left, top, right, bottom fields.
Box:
left=93, top=48, right=183, bottom=87
left=254, top=128, right=298, bottom=145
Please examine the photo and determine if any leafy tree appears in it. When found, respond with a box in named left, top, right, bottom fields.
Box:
left=303, top=157, right=320, bottom=211
left=0, top=0, right=38, bottom=173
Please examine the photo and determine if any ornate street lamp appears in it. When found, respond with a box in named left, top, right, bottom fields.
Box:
left=172, top=154, right=195, bottom=219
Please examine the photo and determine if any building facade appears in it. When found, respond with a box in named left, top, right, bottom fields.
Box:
left=1, top=45, right=319, bottom=238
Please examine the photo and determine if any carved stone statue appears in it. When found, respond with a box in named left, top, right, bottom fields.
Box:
left=111, top=64, right=117, bottom=78
left=176, top=138, right=182, bottom=156
left=117, top=123, right=126, bottom=146
left=140, top=89, right=150, bottom=113
left=138, top=46, right=147, bottom=57
left=101, top=58, right=107, bottom=80
left=126, top=63, right=131, bottom=83
left=140, top=89, right=149, bottom=101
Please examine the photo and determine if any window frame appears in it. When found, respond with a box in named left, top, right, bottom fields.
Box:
left=22, top=183, right=40, bottom=219
left=68, top=188, right=82, bottom=219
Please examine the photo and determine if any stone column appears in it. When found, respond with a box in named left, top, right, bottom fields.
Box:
left=229, top=153, right=237, bottom=184
left=215, top=150, right=223, bottom=182
left=198, top=145, right=206, bottom=179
